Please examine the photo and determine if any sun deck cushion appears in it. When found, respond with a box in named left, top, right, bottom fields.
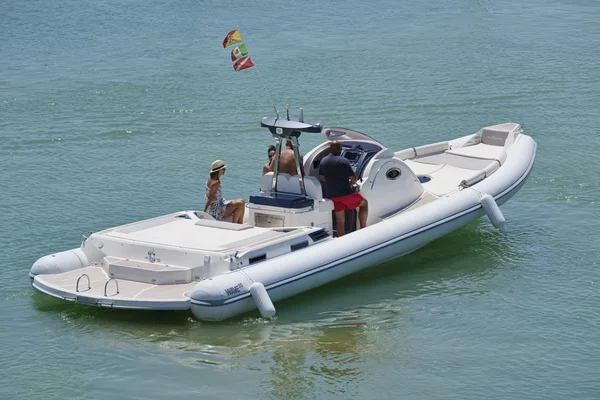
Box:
left=412, top=152, right=498, bottom=170
left=404, top=159, right=445, bottom=176
left=420, top=164, right=476, bottom=196
left=446, top=143, right=507, bottom=165
left=194, top=219, right=253, bottom=230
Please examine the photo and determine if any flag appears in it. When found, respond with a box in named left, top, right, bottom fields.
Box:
left=230, top=43, right=248, bottom=61
left=222, top=29, right=243, bottom=48
left=233, top=56, right=254, bottom=71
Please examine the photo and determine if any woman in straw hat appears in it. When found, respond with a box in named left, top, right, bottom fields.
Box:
left=204, top=160, right=245, bottom=223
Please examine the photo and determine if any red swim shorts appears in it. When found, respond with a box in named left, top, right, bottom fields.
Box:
left=331, top=192, right=365, bottom=213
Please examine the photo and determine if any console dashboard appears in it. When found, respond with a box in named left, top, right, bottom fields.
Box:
left=310, top=141, right=383, bottom=179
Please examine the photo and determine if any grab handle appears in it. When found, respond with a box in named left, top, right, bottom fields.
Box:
left=76, top=274, right=91, bottom=292
left=104, top=278, right=119, bottom=297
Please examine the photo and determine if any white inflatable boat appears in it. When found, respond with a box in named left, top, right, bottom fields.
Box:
left=30, top=113, right=536, bottom=321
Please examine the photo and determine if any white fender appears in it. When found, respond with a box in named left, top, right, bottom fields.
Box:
left=480, top=194, right=505, bottom=229
left=250, top=282, right=276, bottom=318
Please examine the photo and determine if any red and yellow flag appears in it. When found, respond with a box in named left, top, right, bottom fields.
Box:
left=233, top=56, right=254, bottom=71
left=222, top=29, right=243, bottom=48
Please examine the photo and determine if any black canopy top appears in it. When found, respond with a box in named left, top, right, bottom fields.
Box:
left=261, top=117, right=322, bottom=137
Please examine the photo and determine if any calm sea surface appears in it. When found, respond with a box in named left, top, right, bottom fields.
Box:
left=1, top=0, right=599, bottom=399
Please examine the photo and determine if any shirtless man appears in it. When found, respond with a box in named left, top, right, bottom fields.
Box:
left=268, top=139, right=304, bottom=176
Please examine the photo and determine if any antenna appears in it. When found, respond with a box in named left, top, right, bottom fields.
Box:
left=298, top=108, right=304, bottom=122
left=286, top=104, right=290, bottom=120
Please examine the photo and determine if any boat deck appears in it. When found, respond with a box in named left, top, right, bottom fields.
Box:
left=33, top=265, right=194, bottom=309
left=97, top=214, right=315, bottom=254
left=403, top=142, right=507, bottom=197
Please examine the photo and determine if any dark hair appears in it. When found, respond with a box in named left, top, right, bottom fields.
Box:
left=267, top=145, right=276, bottom=155
left=330, top=140, right=342, bottom=156
left=210, top=171, right=219, bottom=180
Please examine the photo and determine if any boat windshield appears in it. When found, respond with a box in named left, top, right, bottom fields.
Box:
left=322, top=127, right=381, bottom=144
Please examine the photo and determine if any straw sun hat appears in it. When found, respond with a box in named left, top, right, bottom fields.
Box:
left=210, top=160, right=226, bottom=173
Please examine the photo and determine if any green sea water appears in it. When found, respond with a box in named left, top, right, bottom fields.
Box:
left=1, top=0, right=599, bottom=399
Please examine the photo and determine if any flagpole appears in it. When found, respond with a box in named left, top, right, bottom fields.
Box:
left=237, top=27, right=279, bottom=117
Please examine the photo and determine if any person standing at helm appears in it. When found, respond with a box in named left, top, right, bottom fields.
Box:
left=204, top=160, right=245, bottom=223
left=319, top=141, right=368, bottom=236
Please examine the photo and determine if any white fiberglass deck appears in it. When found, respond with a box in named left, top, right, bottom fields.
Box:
left=33, top=265, right=195, bottom=309
left=97, top=214, right=310, bottom=253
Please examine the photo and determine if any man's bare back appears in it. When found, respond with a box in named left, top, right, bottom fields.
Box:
left=277, top=149, right=300, bottom=175
left=267, top=140, right=304, bottom=176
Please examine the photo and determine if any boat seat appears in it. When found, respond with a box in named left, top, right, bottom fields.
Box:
left=413, top=141, right=450, bottom=157
left=193, top=219, right=253, bottom=230
left=254, top=173, right=332, bottom=214
left=249, top=192, right=314, bottom=209
left=421, top=164, right=477, bottom=196
left=480, top=123, right=520, bottom=147
left=108, top=259, right=192, bottom=285
left=446, top=143, right=507, bottom=165
left=404, top=159, right=445, bottom=176
left=412, top=151, right=501, bottom=170
left=260, top=172, right=325, bottom=200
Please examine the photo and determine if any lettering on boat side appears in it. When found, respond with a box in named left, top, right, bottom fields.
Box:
left=225, top=283, right=244, bottom=296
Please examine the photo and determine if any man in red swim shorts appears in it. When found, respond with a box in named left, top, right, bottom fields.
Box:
left=319, top=141, right=368, bottom=236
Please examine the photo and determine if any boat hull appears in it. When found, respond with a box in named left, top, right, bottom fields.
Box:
left=29, top=131, right=536, bottom=321
left=190, top=135, right=537, bottom=320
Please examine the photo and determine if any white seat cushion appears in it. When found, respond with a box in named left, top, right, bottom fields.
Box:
left=260, top=172, right=276, bottom=193
left=194, top=219, right=252, bottom=230
left=421, top=165, right=476, bottom=196
left=412, top=152, right=498, bottom=170
left=404, top=159, right=445, bottom=176
left=481, top=123, right=520, bottom=147
left=413, top=141, right=449, bottom=157
left=446, top=143, right=507, bottom=165
left=260, top=172, right=324, bottom=200
left=303, top=176, right=324, bottom=200
left=275, top=173, right=299, bottom=194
